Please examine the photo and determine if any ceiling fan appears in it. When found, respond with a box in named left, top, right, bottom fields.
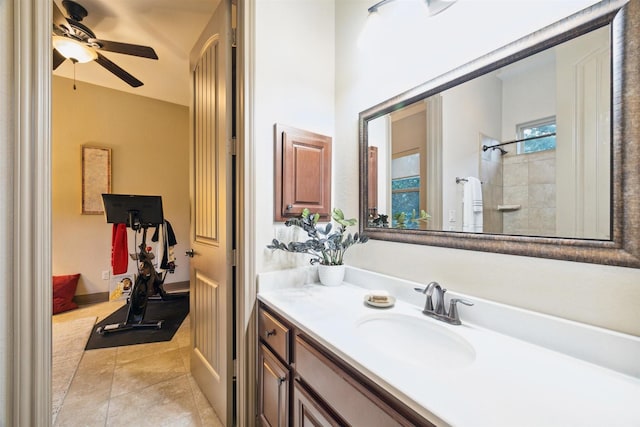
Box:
left=52, top=0, right=158, bottom=87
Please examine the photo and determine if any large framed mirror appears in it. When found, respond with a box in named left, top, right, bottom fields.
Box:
left=359, top=0, right=640, bottom=268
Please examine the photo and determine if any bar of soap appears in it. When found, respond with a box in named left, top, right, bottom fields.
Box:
left=368, top=290, right=389, bottom=303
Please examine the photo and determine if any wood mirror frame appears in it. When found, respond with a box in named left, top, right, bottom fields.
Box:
left=358, top=0, right=640, bottom=268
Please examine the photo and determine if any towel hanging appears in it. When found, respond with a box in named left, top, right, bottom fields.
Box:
left=111, top=223, right=128, bottom=275
left=462, top=177, right=483, bottom=232
left=152, top=220, right=178, bottom=271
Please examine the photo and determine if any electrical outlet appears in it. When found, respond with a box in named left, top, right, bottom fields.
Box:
left=101, top=270, right=110, bottom=280
left=448, top=210, right=456, bottom=222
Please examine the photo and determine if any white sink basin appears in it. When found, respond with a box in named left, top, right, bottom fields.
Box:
left=355, top=313, right=476, bottom=369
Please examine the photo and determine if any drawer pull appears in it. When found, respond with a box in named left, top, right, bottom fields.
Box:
left=266, top=329, right=276, bottom=338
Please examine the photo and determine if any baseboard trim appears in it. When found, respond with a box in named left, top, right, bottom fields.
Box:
left=164, top=280, right=190, bottom=292
left=73, top=281, right=190, bottom=306
left=74, top=292, right=109, bottom=306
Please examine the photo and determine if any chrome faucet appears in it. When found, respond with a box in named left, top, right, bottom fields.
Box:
left=414, top=282, right=473, bottom=325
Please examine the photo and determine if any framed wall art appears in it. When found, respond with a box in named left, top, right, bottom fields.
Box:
left=81, top=145, right=111, bottom=214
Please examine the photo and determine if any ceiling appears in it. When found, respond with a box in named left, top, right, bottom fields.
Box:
left=52, top=0, right=220, bottom=106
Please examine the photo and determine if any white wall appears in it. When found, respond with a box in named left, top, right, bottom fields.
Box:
left=251, top=0, right=639, bottom=335
left=442, top=73, right=502, bottom=229
left=332, top=0, right=640, bottom=336
left=254, top=0, right=336, bottom=272
left=500, top=54, right=556, bottom=141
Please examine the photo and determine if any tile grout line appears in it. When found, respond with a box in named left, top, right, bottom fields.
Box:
left=103, top=345, right=120, bottom=427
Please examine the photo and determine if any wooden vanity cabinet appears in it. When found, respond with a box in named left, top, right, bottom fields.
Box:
left=258, top=303, right=435, bottom=427
left=258, top=343, right=290, bottom=427
left=295, top=334, right=434, bottom=427
left=258, top=306, right=293, bottom=426
left=293, top=379, right=345, bottom=427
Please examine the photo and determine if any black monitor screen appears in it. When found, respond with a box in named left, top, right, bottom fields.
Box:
left=102, top=194, right=164, bottom=228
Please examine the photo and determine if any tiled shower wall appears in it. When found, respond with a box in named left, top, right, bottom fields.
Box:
left=501, top=150, right=556, bottom=236
left=479, top=146, right=504, bottom=234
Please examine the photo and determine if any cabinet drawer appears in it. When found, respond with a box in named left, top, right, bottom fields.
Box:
left=259, top=307, right=291, bottom=363
left=296, top=334, right=432, bottom=427
left=293, top=379, right=345, bottom=427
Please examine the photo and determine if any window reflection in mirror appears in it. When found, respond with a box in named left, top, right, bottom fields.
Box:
left=367, top=24, right=610, bottom=240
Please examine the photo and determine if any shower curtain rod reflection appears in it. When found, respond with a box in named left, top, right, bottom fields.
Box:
left=456, top=177, right=484, bottom=184
left=482, top=132, right=556, bottom=152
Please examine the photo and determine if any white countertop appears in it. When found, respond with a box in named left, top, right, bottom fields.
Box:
left=257, top=269, right=640, bottom=427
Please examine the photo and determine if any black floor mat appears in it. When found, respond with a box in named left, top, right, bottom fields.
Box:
left=85, top=293, right=189, bottom=350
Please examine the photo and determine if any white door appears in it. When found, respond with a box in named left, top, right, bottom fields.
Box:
left=189, top=1, right=233, bottom=424
left=555, top=26, right=611, bottom=239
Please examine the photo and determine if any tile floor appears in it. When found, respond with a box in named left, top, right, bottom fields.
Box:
left=52, top=299, right=224, bottom=427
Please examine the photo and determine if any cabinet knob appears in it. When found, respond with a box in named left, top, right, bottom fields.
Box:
left=266, top=329, right=276, bottom=338
left=286, top=204, right=293, bottom=210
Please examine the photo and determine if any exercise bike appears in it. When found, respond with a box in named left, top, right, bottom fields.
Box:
left=97, top=194, right=170, bottom=335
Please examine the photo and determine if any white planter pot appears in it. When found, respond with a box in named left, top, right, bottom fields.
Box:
left=318, top=264, right=346, bottom=287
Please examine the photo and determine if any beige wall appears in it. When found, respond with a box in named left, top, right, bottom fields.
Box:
left=52, top=76, right=190, bottom=296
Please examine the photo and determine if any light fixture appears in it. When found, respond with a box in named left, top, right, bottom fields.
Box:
left=368, top=0, right=395, bottom=13
left=52, top=36, right=97, bottom=63
left=424, top=0, right=457, bottom=16
left=368, top=0, right=457, bottom=16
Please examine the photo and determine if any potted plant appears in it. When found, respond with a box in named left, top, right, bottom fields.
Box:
left=267, top=208, right=369, bottom=286
left=394, top=209, right=430, bottom=229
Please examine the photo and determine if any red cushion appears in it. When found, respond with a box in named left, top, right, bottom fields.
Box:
left=52, top=274, right=80, bottom=314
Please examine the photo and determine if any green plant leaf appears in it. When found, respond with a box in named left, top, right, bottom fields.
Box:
left=324, top=223, right=332, bottom=234
left=332, top=208, right=344, bottom=221
left=265, top=207, right=367, bottom=265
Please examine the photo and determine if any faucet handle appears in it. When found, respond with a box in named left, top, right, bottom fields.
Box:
left=447, top=298, right=474, bottom=325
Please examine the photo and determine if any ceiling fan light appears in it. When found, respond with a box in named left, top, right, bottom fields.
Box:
left=53, top=36, right=97, bottom=63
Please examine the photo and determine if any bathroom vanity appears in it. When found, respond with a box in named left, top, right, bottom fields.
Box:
left=257, top=267, right=640, bottom=427
left=258, top=302, right=433, bottom=426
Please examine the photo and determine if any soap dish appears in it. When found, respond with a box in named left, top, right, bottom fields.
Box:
left=364, top=294, right=396, bottom=308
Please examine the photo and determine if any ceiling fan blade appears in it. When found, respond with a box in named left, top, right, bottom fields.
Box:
left=53, top=1, right=69, bottom=32
left=90, top=39, right=158, bottom=60
left=52, top=48, right=66, bottom=70
left=95, top=52, right=143, bottom=87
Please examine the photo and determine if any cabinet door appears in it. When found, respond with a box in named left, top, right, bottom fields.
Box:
left=258, top=344, right=290, bottom=427
left=293, top=380, right=344, bottom=427
left=274, top=124, right=332, bottom=221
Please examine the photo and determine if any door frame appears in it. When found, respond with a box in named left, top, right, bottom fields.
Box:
left=236, top=0, right=257, bottom=425
left=6, top=0, right=53, bottom=425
